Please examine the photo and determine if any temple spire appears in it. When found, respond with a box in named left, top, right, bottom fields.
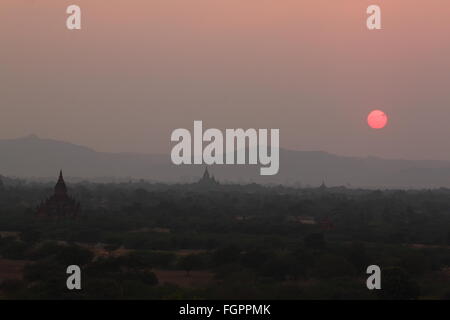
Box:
left=198, top=167, right=219, bottom=186
left=202, top=167, right=210, bottom=179
left=54, top=170, right=67, bottom=196
left=37, top=170, right=80, bottom=218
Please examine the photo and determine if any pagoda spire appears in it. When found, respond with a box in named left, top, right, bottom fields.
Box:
left=198, top=166, right=219, bottom=186
left=202, top=167, right=210, bottom=179
left=54, top=170, right=68, bottom=196
left=37, top=170, right=80, bottom=218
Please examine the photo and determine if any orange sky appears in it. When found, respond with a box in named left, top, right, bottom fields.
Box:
left=1, top=1, right=450, bottom=160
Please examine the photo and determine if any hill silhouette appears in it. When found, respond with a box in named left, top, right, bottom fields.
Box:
left=1, top=134, right=450, bottom=188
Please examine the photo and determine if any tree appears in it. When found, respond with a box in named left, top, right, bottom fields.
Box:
left=54, top=245, right=94, bottom=266
left=379, top=267, right=420, bottom=300
left=304, top=233, right=325, bottom=250
left=179, top=254, right=204, bottom=276
left=347, top=242, right=369, bottom=271
left=212, top=245, right=241, bottom=266
left=313, top=254, right=356, bottom=279
left=20, top=229, right=42, bottom=243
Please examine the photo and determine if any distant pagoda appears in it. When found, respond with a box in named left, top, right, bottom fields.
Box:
left=37, top=171, right=80, bottom=218
left=197, top=167, right=219, bottom=187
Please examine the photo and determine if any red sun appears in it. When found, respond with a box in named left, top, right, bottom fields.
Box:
left=367, top=110, right=388, bottom=129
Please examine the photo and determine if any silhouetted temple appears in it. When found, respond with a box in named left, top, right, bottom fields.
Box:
left=36, top=171, right=80, bottom=218
left=197, top=167, right=219, bottom=186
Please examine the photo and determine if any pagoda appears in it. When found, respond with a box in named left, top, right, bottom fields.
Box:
left=197, top=167, right=219, bottom=187
left=36, top=171, right=80, bottom=218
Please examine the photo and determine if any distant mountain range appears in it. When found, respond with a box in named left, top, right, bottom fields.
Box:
left=1, top=134, right=450, bottom=188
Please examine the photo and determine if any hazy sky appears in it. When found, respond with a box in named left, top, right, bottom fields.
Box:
left=1, top=0, right=450, bottom=160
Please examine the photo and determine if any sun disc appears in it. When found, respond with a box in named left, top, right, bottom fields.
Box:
left=367, top=110, right=388, bottom=129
